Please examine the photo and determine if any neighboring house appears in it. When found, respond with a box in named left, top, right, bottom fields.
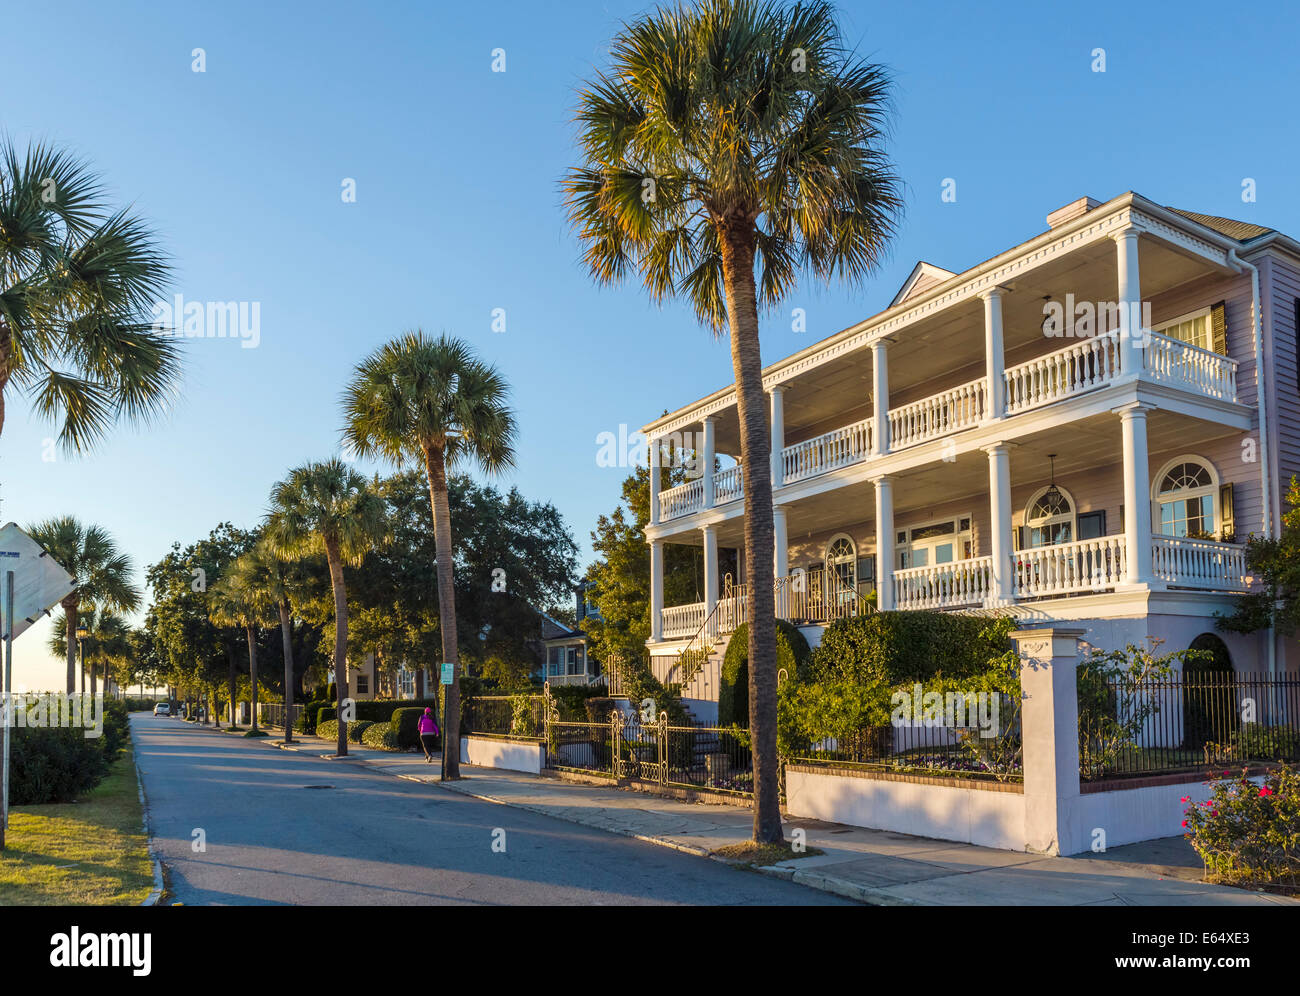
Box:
left=539, top=583, right=604, bottom=686
left=328, top=651, right=381, bottom=702
left=641, top=191, right=1300, bottom=721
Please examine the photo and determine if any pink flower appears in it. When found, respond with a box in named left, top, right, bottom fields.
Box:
left=1180, top=796, right=1190, bottom=803
left=1181, top=820, right=1188, bottom=827
left=1259, top=786, right=1274, bottom=797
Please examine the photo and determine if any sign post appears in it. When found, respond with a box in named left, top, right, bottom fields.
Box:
left=437, top=662, right=454, bottom=781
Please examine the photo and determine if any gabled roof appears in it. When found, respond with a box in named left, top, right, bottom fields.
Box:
left=1165, top=208, right=1273, bottom=243
left=540, top=613, right=583, bottom=641
left=889, top=261, right=956, bottom=307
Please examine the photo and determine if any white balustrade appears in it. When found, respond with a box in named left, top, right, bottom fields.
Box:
left=1013, top=535, right=1126, bottom=598
left=1151, top=535, right=1247, bottom=591
left=660, top=602, right=706, bottom=639
left=714, top=464, right=743, bottom=504
left=657, top=478, right=704, bottom=521
left=781, top=418, right=874, bottom=485
left=888, top=378, right=986, bottom=450
left=1004, top=332, right=1122, bottom=415
left=1141, top=332, right=1238, bottom=402
left=893, top=557, right=992, bottom=610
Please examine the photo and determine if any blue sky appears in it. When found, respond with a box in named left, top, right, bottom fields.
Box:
left=4, top=0, right=1297, bottom=689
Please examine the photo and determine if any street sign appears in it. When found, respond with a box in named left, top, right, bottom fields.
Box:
left=0, top=523, right=75, bottom=641
left=440, top=661, right=454, bottom=685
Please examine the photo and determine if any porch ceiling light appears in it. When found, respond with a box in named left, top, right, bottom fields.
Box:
left=1043, top=454, right=1067, bottom=515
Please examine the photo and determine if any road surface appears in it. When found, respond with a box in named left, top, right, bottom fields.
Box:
left=130, top=713, right=848, bottom=905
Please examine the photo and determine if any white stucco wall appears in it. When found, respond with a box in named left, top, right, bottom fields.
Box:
left=464, top=736, right=545, bottom=774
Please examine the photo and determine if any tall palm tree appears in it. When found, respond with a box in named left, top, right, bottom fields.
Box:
left=223, top=541, right=301, bottom=737
left=49, top=605, right=128, bottom=696
left=342, top=331, right=515, bottom=779
left=207, top=572, right=270, bottom=731
left=28, top=516, right=140, bottom=693
left=0, top=140, right=180, bottom=449
left=264, top=460, right=385, bottom=757
left=562, top=0, right=903, bottom=842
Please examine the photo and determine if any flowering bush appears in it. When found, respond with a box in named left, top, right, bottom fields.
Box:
left=1182, top=764, right=1300, bottom=891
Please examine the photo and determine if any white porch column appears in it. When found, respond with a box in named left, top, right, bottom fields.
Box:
left=871, top=340, right=890, bottom=456
left=769, top=387, right=786, bottom=488
left=984, top=443, right=1014, bottom=604
left=702, top=524, right=719, bottom=618
left=649, top=540, right=664, bottom=641
left=873, top=476, right=895, bottom=610
left=1113, top=227, right=1143, bottom=375
left=648, top=435, right=662, bottom=525
left=701, top=417, right=716, bottom=508
left=773, top=505, right=789, bottom=620
left=1013, top=627, right=1085, bottom=855
left=1118, top=403, right=1154, bottom=586
left=981, top=287, right=1007, bottom=421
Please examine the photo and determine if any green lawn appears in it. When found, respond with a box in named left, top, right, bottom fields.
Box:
left=0, top=742, right=154, bottom=906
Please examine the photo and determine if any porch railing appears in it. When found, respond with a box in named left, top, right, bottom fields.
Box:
left=1014, top=534, right=1127, bottom=598
left=661, top=601, right=706, bottom=640
left=657, top=477, right=704, bottom=520
left=1142, top=332, right=1238, bottom=403
left=888, top=376, right=986, bottom=450
left=1152, top=535, right=1247, bottom=591
left=1004, top=331, right=1121, bottom=416
left=893, top=557, right=992, bottom=610
left=781, top=417, right=873, bottom=485
left=777, top=566, right=875, bottom=623
left=714, top=463, right=743, bottom=504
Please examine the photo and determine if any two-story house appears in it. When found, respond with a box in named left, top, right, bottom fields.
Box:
left=640, top=192, right=1300, bottom=721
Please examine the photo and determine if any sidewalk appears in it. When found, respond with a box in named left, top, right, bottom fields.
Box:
left=245, top=723, right=1295, bottom=907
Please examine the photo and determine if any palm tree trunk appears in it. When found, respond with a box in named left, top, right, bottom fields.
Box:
left=424, top=444, right=460, bottom=779
left=719, top=217, right=783, bottom=845
left=246, top=624, right=259, bottom=732
left=90, top=657, right=97, bottom=698
left=279, top=600, right=295, bottom=743
left=226, top=644, right=238, bottom=726
left=324, top=538, right=349, bottom=757
left=63, top=598, right=79, bottom=695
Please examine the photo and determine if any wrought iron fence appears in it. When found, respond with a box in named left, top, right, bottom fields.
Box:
left=461, top=695, right=546, bottom=739
left=256, top=702, right=299, bottom=731
left=1079, top=671, right=1300, bottom=781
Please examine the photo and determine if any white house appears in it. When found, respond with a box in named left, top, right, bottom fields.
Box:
left=639, top=191, right=1300, bottom=721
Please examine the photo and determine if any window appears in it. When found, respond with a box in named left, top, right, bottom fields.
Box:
left=547, top=646, right=564, bottom=677
left=567, top=645, right=584, bottom=676
left=897, top=517, right=971, bottom=569
left=1077, top=511, right=1107, bottom=540
left=1154, top=309, right=1211, bottom=351
left=1154, top=457, right=1217, bottom=538
left=825, top=534, right=857, bottom=592
left=1024, top=486, right=1076, bottom=548
left=355, top=672, right=369, bottom=695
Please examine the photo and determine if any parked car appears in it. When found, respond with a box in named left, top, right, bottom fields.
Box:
left=153, top=702, right=170, bottom=716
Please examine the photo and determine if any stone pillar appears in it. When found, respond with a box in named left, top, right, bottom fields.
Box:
left=981, top=287, right=1007, bottom=420
left=1118, top=403, right=1154, bottom=586
left=1013, top=627, right=1085, bottom=856
left=1114, top=227, right=1143, bottom=374
left=871, top=340, right=890, bottom=456
left=874, top=476, right=895, bottom=611
left=648, top=435, right=662, bottom=526
left=985, top=443, right=1014, bottom=605
left=649, top=540, right=664, bottom=641
left=770, top=387, right=786, bottom=488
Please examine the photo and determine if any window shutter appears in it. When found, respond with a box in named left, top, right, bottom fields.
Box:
left=1220, top=483, right=1236, bottom=542
left=1211, top=300, right=1228, bottom=355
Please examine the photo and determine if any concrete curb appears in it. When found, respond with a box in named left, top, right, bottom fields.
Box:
left=130, top=725, right=165, bottom=907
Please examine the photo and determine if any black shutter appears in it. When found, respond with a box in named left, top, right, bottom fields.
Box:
left=1211, top=300, right=1228, bottom=355
left=1220, top=483, right=1236, bottom=543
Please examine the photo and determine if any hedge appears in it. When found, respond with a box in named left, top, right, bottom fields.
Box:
left=316, top=697, right=441, bottom=727
left=10, top=726, right=112, bottom=804
left=719, top=621, right=810, bottom=728
left=347, top=720, right=374, bottom=743
left=392, top=708, right=439, bottom=750
left=808, top=611, right=1014, bottom=686
left=362, top=722, right=401, bottom=751
left=317, top=719, right=339, bottom=741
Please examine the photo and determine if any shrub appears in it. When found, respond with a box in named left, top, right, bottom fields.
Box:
left=10, top=726, right=111, bottom=804
left=362, top=722, right=401, bottom=750
left=809, top=612, right=1014, bottom=686
left=392, top=708, right=438, bottom=750
left=548, top=684, right=604, bottom=720
left=719, top=621, right=810, bottom=728
left=1232, top=723, right=1300, bottom=762
left=318, top=698, right=441, bottom=727
left=316, top=719, right=339, bottom=741
left=97, top=700, right=131, bottom=757
left=347, top=720, right=374, bottom=743
left=584, top=697, right=617, bottom=725
left=1183, top=765, right=1300, bottom=890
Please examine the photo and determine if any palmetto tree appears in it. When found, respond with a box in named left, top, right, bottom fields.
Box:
left=0, top=140, right=180, bottom=450
left=28, top=516, right=140, bottom=694
left=342, top=331, right=515, bottom=779
left=562, top=0, right=902, bottom=842
left=49, top=605, right=129, bottom=696
left=208, top=571, right=271, bottom=731
left=264, top=460, right=385, bottom=757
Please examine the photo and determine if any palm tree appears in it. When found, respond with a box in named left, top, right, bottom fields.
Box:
left=264, top=460, right=385, bottom=757
left=207, top=572, right=270, bottom=731
left=0, top=140, right=180, bottom=449
left=49, top=606, right=129, bottom=696
left=28, top=516, right=140, bottom=693
left=342, top=331, right=515, bottom=779
left=561, top=0, right=902, bottom=843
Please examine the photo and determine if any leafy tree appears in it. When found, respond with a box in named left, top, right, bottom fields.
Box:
left=28, top=516, right=139, bottom=693
left=1218, top=476, right=1300, bottom=636
left=208, top=566, right=272, bottom=730
left=0, top=140, right=180, bottom=449
left=342, top=332, right=515, bottom=779
left=563, top=0, right=902, bottom=841
left=265, top=460, right=385, bottom=757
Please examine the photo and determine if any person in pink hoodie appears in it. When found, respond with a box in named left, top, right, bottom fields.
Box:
left=418, top=707, right=440, bottom=762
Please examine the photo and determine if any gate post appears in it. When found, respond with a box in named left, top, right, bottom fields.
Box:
left=610, top=709, right=623, bottom=779
left=657, top=711, right=669, bottom=785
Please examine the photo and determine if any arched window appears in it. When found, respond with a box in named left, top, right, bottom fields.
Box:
left=825, top=534, right=856, bottom=591
left=1153, top=457, right=1217, bottom=538
left=1024, top=486, right=1075, bottom=548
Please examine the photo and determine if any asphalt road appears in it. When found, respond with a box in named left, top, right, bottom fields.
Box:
left=131, top=713, right=848, bottom=906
